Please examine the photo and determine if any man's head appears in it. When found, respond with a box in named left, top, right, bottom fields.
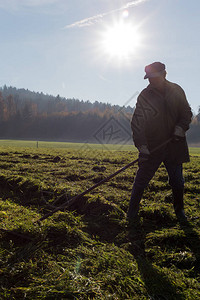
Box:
left=144, top=62, right=166, bottom=79
left=144, top=62, right=166, bottom=89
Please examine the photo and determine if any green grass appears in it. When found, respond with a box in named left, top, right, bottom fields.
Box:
left=0, top=141, right=200, bottom=299
left=0, top=138, right=199, bottom=154
left=188, top=147, right=200, bottom=156
left=0, top=139, right=135, bottom=151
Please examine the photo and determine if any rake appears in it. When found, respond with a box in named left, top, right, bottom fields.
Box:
left=36, top=138, right=172, bottom=223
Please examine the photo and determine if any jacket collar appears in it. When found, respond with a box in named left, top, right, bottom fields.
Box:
left=146, top=79, right=170, bottom=97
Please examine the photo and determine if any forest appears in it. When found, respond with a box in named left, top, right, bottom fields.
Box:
left=0, top=85, right=199, bottom=145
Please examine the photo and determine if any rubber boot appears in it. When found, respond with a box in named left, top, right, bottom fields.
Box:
left=172, top=188, right=187, bottom=222
left=127, top=186, right=144, bottom=222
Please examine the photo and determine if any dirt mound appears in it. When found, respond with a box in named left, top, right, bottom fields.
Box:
left=52, top=156, right=61, bottom=162
left=92, top=166, right=106, bottom=172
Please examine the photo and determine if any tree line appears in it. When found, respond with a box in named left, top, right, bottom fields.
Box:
left=0, top=86, right=133, bottom=143
left=0, top=85, right=199, bottom=145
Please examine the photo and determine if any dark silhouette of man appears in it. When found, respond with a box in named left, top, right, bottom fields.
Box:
left=127, top=62, right=192, bottom=222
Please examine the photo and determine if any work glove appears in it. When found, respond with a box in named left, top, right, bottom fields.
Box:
left=173, top=125, right=185, bottom=142
left=138, top=145, right=150, bottom=163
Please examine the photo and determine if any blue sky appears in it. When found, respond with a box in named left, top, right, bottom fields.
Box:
left=0, top=0, right=200, bottom=113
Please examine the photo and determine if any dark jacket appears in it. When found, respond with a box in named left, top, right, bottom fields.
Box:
left=131, top=80, right=192, bottom=163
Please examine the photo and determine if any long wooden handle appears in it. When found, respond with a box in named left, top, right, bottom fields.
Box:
left=36, top=137, right=172, bottom=223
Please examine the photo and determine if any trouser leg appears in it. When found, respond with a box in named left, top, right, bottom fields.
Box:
left=127, top=185, right=144, bottom=219
left=127, top=157, right=162, bottom=219
left=164, top=162, right=186, bottom=219
left=172, top=187, right=184, bottom=213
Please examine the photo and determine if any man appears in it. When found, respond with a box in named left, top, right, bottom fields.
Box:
left=127, top=62, right=192, bottom=222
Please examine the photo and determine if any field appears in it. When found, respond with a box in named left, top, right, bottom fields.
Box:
left=0, top=140, right=200, bottom=299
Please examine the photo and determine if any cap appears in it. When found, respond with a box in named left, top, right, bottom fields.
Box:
left=144, top=62, right=166, bottom=79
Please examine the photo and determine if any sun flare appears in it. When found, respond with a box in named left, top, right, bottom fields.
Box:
left=101, top=21, right=141, bottom=60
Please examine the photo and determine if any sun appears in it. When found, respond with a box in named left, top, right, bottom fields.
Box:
left=100, top=20, right=141, bottom=60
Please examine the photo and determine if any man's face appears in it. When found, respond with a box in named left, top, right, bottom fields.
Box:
left=148, top=74, right=166, bottom=89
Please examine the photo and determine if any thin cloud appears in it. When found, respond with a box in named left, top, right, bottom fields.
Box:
left=0, top=0, right=70, bottom=16
left=24, top=0, right=58, bottom=6
left=65, top=0, right=149, bottom=29
left=0, top=0, right=60, bottom=11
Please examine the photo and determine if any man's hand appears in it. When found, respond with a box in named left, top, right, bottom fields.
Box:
left=173, top=125, right=185, bottom=142
left=138, top=145, right=150, bottom=163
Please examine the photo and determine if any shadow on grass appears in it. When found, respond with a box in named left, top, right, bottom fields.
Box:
left=179, top=219, right=200, bottom=275
left=68, top=196, right=125, bottom=242
left=127, top=220, right=185, bottom=300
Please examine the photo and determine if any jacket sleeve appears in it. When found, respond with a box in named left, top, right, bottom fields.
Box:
left=131, top=93, right=148, bottom=148
left=176, top=87, right=192, bottom=132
